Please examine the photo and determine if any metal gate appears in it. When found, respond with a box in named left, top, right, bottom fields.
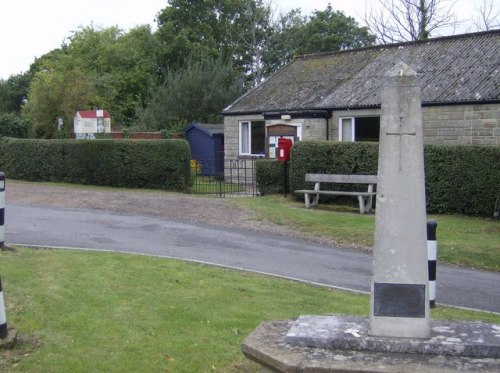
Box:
left=189, top=156, right=258, bottom=197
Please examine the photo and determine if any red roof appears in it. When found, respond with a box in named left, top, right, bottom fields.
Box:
left=77, top=110, right=111, bottom=119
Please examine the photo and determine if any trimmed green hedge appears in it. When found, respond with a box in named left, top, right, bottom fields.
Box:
left=256, top=159, right=287, bottom=195
left=424, top=145, right=500, bottom=216
left=269, top=140, right=499, bottom=217
left=0, top=138, right=190, bottom=191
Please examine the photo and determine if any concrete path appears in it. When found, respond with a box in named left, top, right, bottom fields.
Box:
left=5, top=203, right=500, bottom=314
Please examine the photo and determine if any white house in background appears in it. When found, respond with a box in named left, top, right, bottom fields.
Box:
left=73, top=109, right=111, bottom=139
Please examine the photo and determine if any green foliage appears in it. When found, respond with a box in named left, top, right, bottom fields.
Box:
left=289, top=141, right=379, bottom=193
left=0, top=138, right=190, bottom=190
left=0, top=72, right=31, bottom=114
left=22, top=60, right=97, bottom=138
left=155, top=0, right=272, bottom=83
left=136, top=56, right=244, bottom=130
left=265, top=5, right=375, bottom=72
left=65, top=25, right=158, bottom=126
left=256, top=159, right=287, bottom=195
left=285, top=141, right=499, bottom=217
left=0, top=113, right=31, bottom=138
left=424, top=145, right=500, bottom=216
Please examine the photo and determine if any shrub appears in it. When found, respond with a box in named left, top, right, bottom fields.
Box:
left=289, top=141, right=379, bottom=194
left=282, top=140, right=499, bottom=217
left=0, top=138, right=191, bottom=191
left=0, top=113, right=31, bottom=138
left=424, top=145, right=500, bottom=216
left=256, top=159, right=287, bottom=195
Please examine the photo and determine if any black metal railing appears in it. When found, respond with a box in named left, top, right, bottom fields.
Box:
left=190, top=156, right=258, bottom=197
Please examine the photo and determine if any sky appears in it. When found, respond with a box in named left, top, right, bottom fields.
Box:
left=0, top=0, right=482, bottom=80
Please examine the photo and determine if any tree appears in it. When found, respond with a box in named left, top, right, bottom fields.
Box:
left=63, top=25, right=158, bottom=126
left=229, top=0, right=274, bottom=86
left=264, top=9, right=307, bottom=73
left=135, top=56, right=244, bottom=131
left=0, top=113, right=31, bottom=138
left=363, top=0, right=458, bottom=43
left=0, top=72, right=31, bottom=114
left=22, top=58, right=99, bottom=138
left=264, top=5, right=375, bottom=73
left=473, top=0, right=500, bottom=31
left=301, top=5, right=376, bottom=52
left=156, top=0, right=274, bottom=86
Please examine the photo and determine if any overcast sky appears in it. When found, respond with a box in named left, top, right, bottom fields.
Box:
left=0, top=0, right=482, bottom=80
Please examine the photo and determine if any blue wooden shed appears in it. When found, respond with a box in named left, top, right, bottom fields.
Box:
left=185, top=123, right=224, bottom=176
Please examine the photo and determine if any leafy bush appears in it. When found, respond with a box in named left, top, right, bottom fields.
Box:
left=278, top=140, right=499, bottom=217
left=289, top=141, right=379, bottom=193
left=0, top=138, right=190, bottom=191
left=424, top=145, right=499, bottom=216
left=0, top=113, right=31, bottom=138
left=256, top=159, right=288, bottom=195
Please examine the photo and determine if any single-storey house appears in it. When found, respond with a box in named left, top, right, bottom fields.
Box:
left=222, top=30, right=499, bottom=160
left=74, top=109, right=111, bottom=139
left=185, top=123, right=224, bottom=176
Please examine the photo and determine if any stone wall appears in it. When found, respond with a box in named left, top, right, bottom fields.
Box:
left=330, top=104, right=499, bottom=145
left=422, top=104, right=499, bottom=145
left=224, top=103, right=499, bottom=160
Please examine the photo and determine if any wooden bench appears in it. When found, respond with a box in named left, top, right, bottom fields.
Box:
left=295, top=174, right=377, bottom=214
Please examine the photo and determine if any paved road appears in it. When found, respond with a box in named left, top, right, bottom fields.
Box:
left=5, top=203, right=500, bottom=313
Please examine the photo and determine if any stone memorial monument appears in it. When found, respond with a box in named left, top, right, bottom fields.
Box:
left=240, top=61, right=500, bottom=372
left=370, top=61, right=430, bottom=338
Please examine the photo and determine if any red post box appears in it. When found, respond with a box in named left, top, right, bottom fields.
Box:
left=277, top=138, right=293, bottom=161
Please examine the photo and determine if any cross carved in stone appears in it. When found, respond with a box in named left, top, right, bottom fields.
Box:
left=386, top=116, right=416, bottom=172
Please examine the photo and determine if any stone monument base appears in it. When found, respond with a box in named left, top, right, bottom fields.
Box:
left=242, top=318, right=500, bottom=372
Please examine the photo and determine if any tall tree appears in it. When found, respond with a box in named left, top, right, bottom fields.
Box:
left=64, top=25, right=158, bottom=125
left=135, top=56, right=244, bottom=131
left=0, top=72, right=31, bottom=114
left=363, top=0, right=458, bottom=43
left=22, top=57, right=98, bottom=138
left=155, top=0, right=273, bottom=86
left=264, top=5, right=375, bottom=73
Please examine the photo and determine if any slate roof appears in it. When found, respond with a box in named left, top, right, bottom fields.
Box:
left=223, top=30, right=500, bottom=115
left=185, top=123, right=224, bottom=136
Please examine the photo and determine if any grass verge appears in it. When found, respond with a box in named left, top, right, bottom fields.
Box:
left=234, top=195, right=500, bottom=271
left=1, top=248, right=499, bottom=372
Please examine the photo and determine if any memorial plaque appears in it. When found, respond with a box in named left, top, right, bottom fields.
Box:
left=374, top=283, right=425, bottom=318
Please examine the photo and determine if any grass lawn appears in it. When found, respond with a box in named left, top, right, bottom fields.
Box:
left=1, top=247, right=499, bottom=373
left=234, top=195, right=500, bottom=271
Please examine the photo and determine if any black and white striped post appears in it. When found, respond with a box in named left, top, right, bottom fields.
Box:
left=0, top=171, right=4, bottom=248
left=0, top=173, right=7, bottom=339
left=0, top=277, right=7, bottom=339
left=427, top=220, right=438, bottom=308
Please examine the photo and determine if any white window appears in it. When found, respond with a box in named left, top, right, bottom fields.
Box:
left=339, top=117, right=355, bottom=141
left=339, top=116, right=380, bottom=142
left=239, top=121, right=265, bottom=156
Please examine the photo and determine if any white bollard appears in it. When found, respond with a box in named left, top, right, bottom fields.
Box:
left=427, top=220, right=437, bottom=308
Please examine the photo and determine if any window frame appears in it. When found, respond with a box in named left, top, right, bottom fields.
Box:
left=239, top=120, right=265, bottom=156
left=339, top=117, right=355, bottom=142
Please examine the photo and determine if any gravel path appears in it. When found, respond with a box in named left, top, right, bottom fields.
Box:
left=6, top=180, right=332, bottom=246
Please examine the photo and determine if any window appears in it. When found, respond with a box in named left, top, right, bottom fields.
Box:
left=239, top=121, right=265, bottom=156
left=339, top=116, right=380, bottom=142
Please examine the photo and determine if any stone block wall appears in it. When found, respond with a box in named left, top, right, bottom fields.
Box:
left=422, top=104, right=499, bottom=145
